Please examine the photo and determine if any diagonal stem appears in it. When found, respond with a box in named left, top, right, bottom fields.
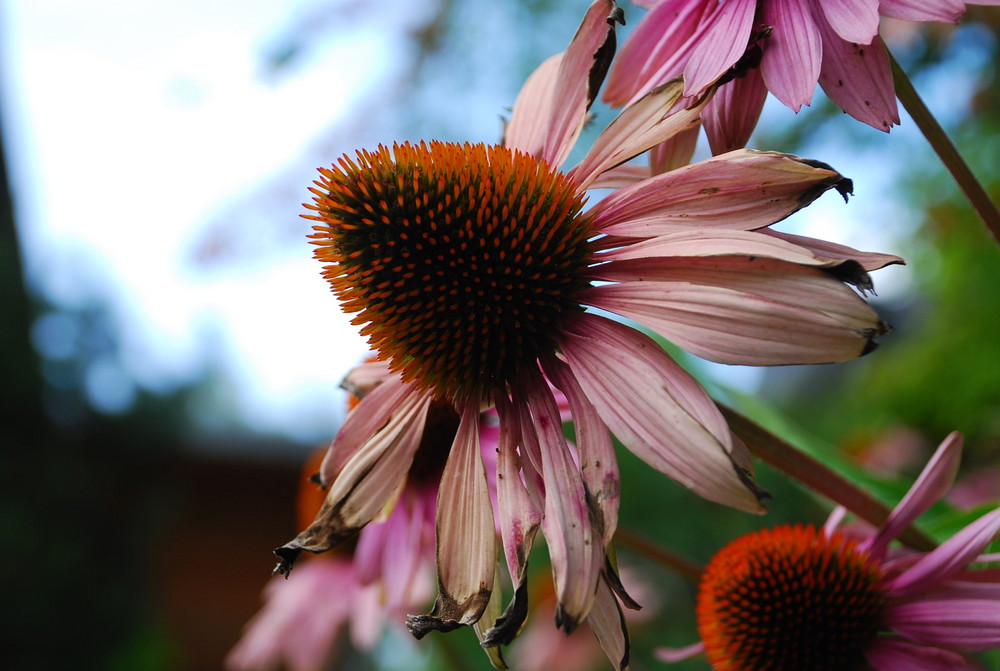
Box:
left=719, top=404, right=937, bottom=552
left=614, top=527, right=703, bottom=581
left=889, top=49, right=1000, bottom=243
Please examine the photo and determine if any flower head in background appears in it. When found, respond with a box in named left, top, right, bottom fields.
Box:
left=604, top=0, right=1000, bottom=153
left=276, top=0, right=898, bottom=660
left=660, top=431, right=1000, bottom=670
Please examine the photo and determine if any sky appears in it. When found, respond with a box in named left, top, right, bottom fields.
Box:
left=4, top=0, right=985, bottom=446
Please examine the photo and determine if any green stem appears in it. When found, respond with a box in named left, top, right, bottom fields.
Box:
left=614, top=527, right=703, bottom=581
left=719, top=405, right=937, bottom=552
left=889, top=49, right=1000, bottom=243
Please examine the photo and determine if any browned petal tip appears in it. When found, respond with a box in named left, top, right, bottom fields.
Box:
left=405, top=614, right=464, bottom=640
left=481, top=580, right=530, bottom=648
left=271, top=544, right=302, bottom=578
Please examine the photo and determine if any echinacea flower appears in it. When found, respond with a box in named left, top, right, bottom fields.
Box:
left=659, top=431, right=1000, bottom=670
left=604, top=0, right=1000, bottom=152
left=275, top=0, right=897, bottom=657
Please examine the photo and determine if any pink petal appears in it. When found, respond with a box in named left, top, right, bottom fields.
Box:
left=319, top=374, right=414, bottom=486
left=650, top=125, right=700, bottom=173
left=520, top=372, right=604, bottom=632
left=654, top=641, right=706, bottom=663
left=504, top=53, right=562, bottom=161
left=818, top=32, right=899, bottom=131
left=704, top=67, right=769, bottom=155
left=815, top=0, right=880, bottom=44
left=588, top=149, right=851, bottom=236
left=543, top=355, right=621, bottom=548
left=586, top=162, right=652, bottom=190
left=867, top=432, right=963, bottom=559
left=879, top=0, right=966, bottom=22
left=274, top=390, right=432, bottom=571
left=571, top=78, right=707, bottom=189
left=557, top=312, right=765, bottom=512
left=684, top=0, right=757, bottom=96
left=890, top=507, right=1000, bottom=598
left=407, top=401, right=496, bottom=637
left=866, top=638, right=976, bottom=671
left=604, top=0, right=713, bottom=105
left=586, top=576, right=630, bottom=671
left=885, top=598, right=1000, bottom=651
left=506, top=0, right=622, bottom=168
left=765, top=230, right=905, bottom=272
left=759, top=0, right=822, bottom=111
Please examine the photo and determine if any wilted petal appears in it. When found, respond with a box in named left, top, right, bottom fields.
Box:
left=473, top=570, right=509, bottom=670
left=879, top=0, right=966, bottom=22
left=482, top=395, right=540, bottom=648
left=704, top=68, right=768, bottom=155
left=889, top=507, right=1000, bottom=598
left=506, top=0, right=623, bottom=167
left=319, top=375, right=414, bottom=486
left=684, top=0, right=756, bottom=96
left=274, top=390, right=432, bottom=574
left=866, top=638, right=975, bottom=671
left=818, top=33, right=899, bottom=131
left=816, top=0, right=880, bottom=44
left=587, top=576, right=631, bottom=671
left=759, top=0, right=822, bottom=111
left=867, top=432, right=963, bottom=558
left=570, top=79, right=707, bottom=189
left=650, top=125, right=700, bottom=174
left=543, top=355, right=620, bottom=549
left=588, top=149, right=852, bottom=236
left=558, top=312, right=765, bottom=512
left=407, top=401, right=496, bottom=637
left=520, top=372, right=603, bottom=633
left=765, top=230, right=904, bottom=272
left=884, top=598, right=1000, bottom=651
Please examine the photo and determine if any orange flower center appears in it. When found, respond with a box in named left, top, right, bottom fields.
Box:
left=697, top=524, right=885, bottom=671
left=306, top=141, right=594, bottom=402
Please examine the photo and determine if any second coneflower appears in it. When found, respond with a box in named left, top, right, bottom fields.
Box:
left=275, top=0, right=899, bottom=661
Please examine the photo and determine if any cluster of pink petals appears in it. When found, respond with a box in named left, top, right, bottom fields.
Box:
left=659, top=431, right=1000, bottom=670
left=605, top=0, right=1000, bottom=152
left=277, top=1, right=900, bottom=666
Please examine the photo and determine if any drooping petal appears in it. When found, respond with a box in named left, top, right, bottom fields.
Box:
left=884, top=598, right=1000, bottom=651
left=684, top=0, right=757, bottom=96
left=584, top=280, right=884, bottom=365
left=520, top=371, right=604, bottom=633
left=570, top=79, right=708, bottom=189
left=587, top=575, right=631, bottom=671
left=818, top=32, right=899, bottom=131
left=274, top=390, right=433, bottom=573
left=588, top=149, right=852, bottom=236
left=764, top=230, right=904, bottom=272
left=407, top=401, right=496, bottom=638
left=867, top=432, right=963, bottom=558
left=473, top=570, right=509, bottom=671
left=865, top=638, right=976, bottom=671
left=505, top=0, right=623, bottom=168
left=543, top=355, right=621, bottom=549
left=878, top=0, right=966, bottom=23
left=557, top=312, right=765, bottom=512
left=815, top=0, right=880, bottom=44
left=319, top=374, right=414, bottom=486
left=603, top=0, right=711, bottom=105
left=759, top=0, right=822, bottom=111
left=482, top=395, right=540, bottom=648
left=703, top=67, right=768, bottom=155
left=889, top=507, right=1000, bottom=598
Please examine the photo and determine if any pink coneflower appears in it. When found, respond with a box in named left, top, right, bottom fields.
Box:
left=659, top=431, right=1000, bottom=670
left=276, top=0, right=896, bottom=655
left=604, top=0, right=1000, bottom=152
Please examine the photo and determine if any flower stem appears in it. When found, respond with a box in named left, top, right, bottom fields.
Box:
left=719, top=405, right=937, bottom=552
left=614, top=527, right=703, bottom=581
left=889, top=49, right=1000, bottom=243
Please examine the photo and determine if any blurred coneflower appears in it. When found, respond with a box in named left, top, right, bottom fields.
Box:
left=659, top=431, right=1000, bottom=670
